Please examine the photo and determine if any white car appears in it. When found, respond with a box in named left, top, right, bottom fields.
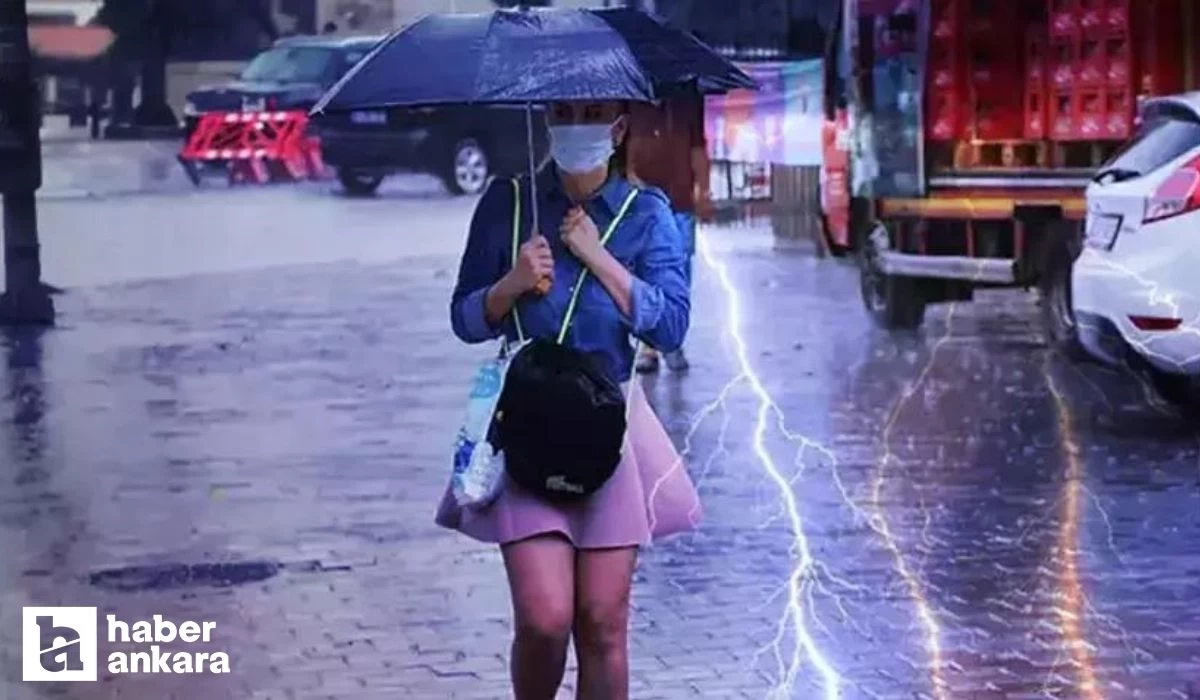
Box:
left=1072, top=92, right=1200, bottom=408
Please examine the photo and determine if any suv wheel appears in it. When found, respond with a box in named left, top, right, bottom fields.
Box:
left=1140, top=365, right=1200, bottom=416
left=446, top=139, right=490, bottom=195
left=338, top=169, right=384, bottom=197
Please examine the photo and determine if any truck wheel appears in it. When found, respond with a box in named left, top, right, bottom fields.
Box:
left=1039, top=224, right=1087, bottom=360
left=338, top=169, right=384, bottom=197
left=859, top=225, right=926, bottom=330
left=445, top=138, right=490, bottom=196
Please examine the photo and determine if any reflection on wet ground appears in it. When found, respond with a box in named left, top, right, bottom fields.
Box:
left=0, top=218, right=1196, bottom=699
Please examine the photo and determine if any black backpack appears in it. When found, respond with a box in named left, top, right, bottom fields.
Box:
left=493, top=178, right=639, bottom=502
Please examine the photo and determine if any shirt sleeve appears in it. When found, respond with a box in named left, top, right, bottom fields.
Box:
left=450, top=180, right=511, bottom=344
left=625, top=193, right=691, bottom=352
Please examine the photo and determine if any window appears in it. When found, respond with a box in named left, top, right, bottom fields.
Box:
left=1103, top=116, right=1200, bottom=178
left=240, top=47, right=337, bottom=83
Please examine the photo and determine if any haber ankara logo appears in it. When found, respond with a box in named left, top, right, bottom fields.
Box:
left=22, top=607, right=99, bottom=682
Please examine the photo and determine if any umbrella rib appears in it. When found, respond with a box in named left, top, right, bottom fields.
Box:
left=311, top=20, right=421, bottom=114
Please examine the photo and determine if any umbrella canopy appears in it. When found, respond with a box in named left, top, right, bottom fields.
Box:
left=312, top=7, right=756, bottom=113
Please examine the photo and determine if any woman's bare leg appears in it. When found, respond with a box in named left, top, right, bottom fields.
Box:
left=502, top=534, right=576, bottom=700
left=573, top=546, right=638, bottom=700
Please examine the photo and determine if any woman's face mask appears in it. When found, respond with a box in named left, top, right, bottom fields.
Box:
left=548, top=119, right=621, bottom=175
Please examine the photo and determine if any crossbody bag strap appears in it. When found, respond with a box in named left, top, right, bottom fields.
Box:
left=556, top=187, right=640, bottom=345
left=510, top=178, right=526, bottom=343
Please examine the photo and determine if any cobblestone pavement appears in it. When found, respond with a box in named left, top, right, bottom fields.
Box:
left=1, top=191, right=1198, bottom=699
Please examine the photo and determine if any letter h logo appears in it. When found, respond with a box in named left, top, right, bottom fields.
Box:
left=22, top=607, right=97, bottom=682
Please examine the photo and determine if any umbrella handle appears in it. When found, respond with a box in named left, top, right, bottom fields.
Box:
left=525, top=103, right=540, bottom=240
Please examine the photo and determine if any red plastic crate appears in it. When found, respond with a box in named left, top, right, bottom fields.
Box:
left=1106, top=0, right=1129, bottom=35
left=1077, top=37, right=1105, bottom=86
left=927, top=93, right=962, bottom=141
left=968, top=44, right=1022, bottom=90
left=932, top=0, right=961, bottom=40
left=1076, top=89, right=1106, bottom=139
left=929, top=40, right=962, bottom=90
left=1105, top=36, right=1131, bottom=89
left=1050, top=90, right=1079, bottom=140
left=1024, top=90, right=1048, bottom=139
left=1105, top=89, right=1133, bottom=139
left=1049, top=39, right=1078, bottom=89
left=1078, top=0, right=1104, bottom=33
left=1049, top=0, right=1079, bottom=37
left=1026, top=36, right=1047, bottom=88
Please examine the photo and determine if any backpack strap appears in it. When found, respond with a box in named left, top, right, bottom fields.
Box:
left=556, top=187, right=640, bottom=345
left=510, top=178, right=526, bottom=342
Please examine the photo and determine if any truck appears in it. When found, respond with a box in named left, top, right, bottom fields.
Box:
left=819, top=0, right=1200, bottom=347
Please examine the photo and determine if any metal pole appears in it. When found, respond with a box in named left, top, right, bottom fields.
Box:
left=525, top=103, right=539, bottom=236
left=0, top=0, right=55, bottom=325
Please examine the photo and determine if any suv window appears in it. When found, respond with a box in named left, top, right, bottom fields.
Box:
left=1102, top=117, right=1200, bottom=178
left=240, top=47, right=337, bottom=84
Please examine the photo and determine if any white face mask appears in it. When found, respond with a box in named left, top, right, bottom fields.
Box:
left=548, top=120, right=620, bottom=175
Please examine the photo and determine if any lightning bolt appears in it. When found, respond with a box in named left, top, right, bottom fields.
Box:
left=1042, top=354, right=1104, bottom=700
left=667, top=228, right=843, bottom=699
left=868, top=300, right=957, bottom=700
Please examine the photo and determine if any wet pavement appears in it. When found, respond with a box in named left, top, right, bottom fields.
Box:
left=1, top=189, right=1199, bottom=699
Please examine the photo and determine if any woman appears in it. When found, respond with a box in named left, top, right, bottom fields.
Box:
left=436, top=99, right=701, bottom=700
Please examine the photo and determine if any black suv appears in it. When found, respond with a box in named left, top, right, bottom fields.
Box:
left=313, top=104, right=549, bottom=196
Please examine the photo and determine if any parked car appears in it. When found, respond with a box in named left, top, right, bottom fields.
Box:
left=312, top=104, right=550, bottom=196
left=182, top=35, right=382, bottom=137
left=1071, top=92, right=1200, bottom=409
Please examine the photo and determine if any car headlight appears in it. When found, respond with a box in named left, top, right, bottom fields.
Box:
left=182, top=100, right=198, bottom=117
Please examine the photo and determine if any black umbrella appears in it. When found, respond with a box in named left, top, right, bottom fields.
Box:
left=313, top=7, right=754, bottom=111
left=312, top=6, right=755, bottom=229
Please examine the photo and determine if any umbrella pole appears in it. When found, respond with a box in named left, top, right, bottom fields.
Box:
left=525, top=103, right=539, bottom=236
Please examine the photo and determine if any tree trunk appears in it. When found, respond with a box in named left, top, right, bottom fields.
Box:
left=133, top=28, right=176, bottom=127
left=0, top=0, right=55, bottom=325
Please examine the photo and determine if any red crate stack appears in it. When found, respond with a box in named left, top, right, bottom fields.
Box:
left=963, top=0, right=1023, bottom=140
left=1044, top=0, right=1152, bottom=141
left=926, top=0, right=964, bottom=141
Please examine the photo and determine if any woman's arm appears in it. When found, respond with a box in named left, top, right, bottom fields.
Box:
left=561, top=196, right=690, bottom=351
left=579, top=248, right=636, bottom=318
left=450, top=182, right=512, bottom=344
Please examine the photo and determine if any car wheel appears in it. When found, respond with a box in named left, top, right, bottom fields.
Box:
left=446, top=138, right=490, bottom=196
left=1142, top=366, right=1200, bottom=415
left=1039, top=223, right=1087, bottom=360
left=338, top=169, right=384, bottom=197
left=859, top=223, right=926, bottom=330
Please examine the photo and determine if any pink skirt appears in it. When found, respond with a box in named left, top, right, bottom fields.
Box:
left=434, top=380, right=702, bottom=549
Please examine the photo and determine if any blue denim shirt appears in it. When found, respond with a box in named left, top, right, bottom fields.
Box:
left=450, top=167, right=690, bottom=382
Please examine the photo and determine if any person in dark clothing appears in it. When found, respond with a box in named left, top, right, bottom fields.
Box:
left=625, top=91, right=711, bottom=373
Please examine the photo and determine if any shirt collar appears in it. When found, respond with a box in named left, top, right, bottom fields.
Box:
left=538, top=164, right=634, bottom=216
